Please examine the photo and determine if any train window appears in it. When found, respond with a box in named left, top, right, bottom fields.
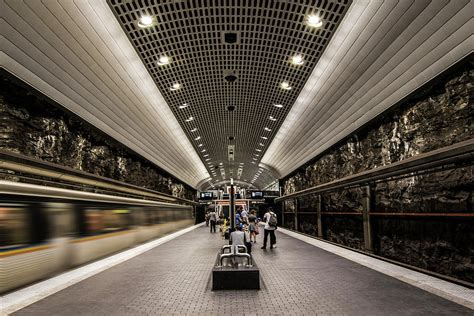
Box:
left=46, top=203, right=76, bottom=238
left=0, top=205, right=30, bottom=250
left=84, top=209, right=130, bottom=236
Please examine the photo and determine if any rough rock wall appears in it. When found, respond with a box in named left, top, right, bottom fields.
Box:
left=373, top=166, right=473, bottom=282
left=282, top=65, right=473, bottom=195
left=0, top=74, right=195, bottom=200
left=280, top=62, right=473, bottom=282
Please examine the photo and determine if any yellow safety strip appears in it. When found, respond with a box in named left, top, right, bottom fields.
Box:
left=0, top=244, right=53, bottom=258
left=70, top=229, right=134, bottom=243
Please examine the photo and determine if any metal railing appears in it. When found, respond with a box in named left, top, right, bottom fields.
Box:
left=276, top=139, right=473, bottom=202
left=274, top=139, right=474, bottom=288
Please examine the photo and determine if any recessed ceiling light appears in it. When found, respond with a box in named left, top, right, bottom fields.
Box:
left=254, top=154, right=260, bottom=157
left=253, top=157, right=257, bottom=160
left=269, top=116, right=277, bottom=121
left=203, top=154, right=209, bottom=157
left=307, top=14, right=323, bottom=28
left=138, top=15, right=154, bottom=28
left=178, top=103, right=189, bottom=109
left=274, top=104, right=284, bottom=108
left=201, top=149, right=206, bottom=152
left=256, top=149, right=262, bottom=152
left=194, top=136, right=201, bottom=140
left=157, top=55, right=170, bottom=66
left=261, top=136, right=268, bottom=139
left=205, top=158, right=210, bottom=161
left=185, top=117, right=194, bottom=122
left=219, top=162, right=223, bottom=165
left=259, top=143, right=265, bottom=146
left=280, top=82, right=291, bottom=90
left=190, top=128, right=198, bottom=132
left=251, top=162, right=256, bottom=164
left=170, top=83, right=181, bottom=91
left=264, top=127, right=272, bottom=132
left=290, top=54, right=304, bottom=65
left=198, top=144, right=203, bottom=147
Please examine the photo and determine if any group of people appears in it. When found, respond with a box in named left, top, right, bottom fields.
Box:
left=206, top=207, right=278, bottom=251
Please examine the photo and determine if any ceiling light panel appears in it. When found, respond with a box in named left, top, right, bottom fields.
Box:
left=108, top=0, right=351, bottom=187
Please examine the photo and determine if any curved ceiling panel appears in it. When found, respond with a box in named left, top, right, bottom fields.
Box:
left=106, top=0, right=352, bottom=189
left=1, top=0, right=470, bottom=190
left=0, top=0, right=209, bottom=187
left=263, top=0, right=472, bottom=179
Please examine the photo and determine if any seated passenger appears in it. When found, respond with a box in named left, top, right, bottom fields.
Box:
left=229, top=224, right=247, bottom=252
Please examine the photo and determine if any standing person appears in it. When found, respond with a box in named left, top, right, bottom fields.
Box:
left=205, top=211, right=210, bottom=226
left=261, top=207, right=277, bottom=249
left=235, top=209, right=241, bottom=227
left=248, top=210, right=258, bottom=243
left=243, top=224, right=252, bottom=254
left=209, top=209, right=217, bottom=233
left=240, top=207, right=248, bottom=224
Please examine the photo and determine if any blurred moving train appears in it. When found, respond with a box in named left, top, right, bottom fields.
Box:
left=0, top=181, right=195, bottom=294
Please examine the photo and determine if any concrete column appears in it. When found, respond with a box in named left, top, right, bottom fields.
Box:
left=362, top=185, right=374, bottom=252
left=316, top=195, right=323, bottom=238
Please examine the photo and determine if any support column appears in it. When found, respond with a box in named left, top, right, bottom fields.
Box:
left=316, top=195, right=323, bottom=238
left=281, top=199, right=285, bottom=227
left=362, top=185, right=374, bottom=252
left=230, top=185, right=235, bottom=230
left=294, top=198, right=298, bottom=231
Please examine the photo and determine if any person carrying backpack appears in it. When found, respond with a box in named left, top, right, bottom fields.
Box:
left=261, top=207, right=277, bottom=249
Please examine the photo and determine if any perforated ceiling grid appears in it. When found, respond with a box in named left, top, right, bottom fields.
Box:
left=107, top=0, right=351, bottom=188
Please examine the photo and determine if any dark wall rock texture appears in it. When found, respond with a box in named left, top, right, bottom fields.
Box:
left=282, top=64, right=473, bottom=195
left=280, top=60, right=473, bottom=283
left=0, top=73, right=195, bottom=200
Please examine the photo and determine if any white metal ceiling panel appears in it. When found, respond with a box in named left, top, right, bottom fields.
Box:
left=0, top=0, right=209, bottom=187
left=262, top=0, right=472, bottom=180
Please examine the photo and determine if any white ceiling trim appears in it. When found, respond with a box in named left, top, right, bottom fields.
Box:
left=262, top=0, right=472, bottom=179
left=0, top=0, right=209, bottom=188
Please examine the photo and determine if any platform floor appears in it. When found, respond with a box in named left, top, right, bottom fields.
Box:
left=14, top=225, right=472, bottom=315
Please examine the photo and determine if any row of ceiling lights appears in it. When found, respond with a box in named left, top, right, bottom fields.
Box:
left=248, top=14, right=322, bottom=184
left=136, top=11, right=323, bottom=183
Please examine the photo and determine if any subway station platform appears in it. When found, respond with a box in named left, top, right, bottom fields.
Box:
left=5, top=225, right=473, bottom=315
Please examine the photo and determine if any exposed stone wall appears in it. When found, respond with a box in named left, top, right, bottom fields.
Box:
left=280, top=61, right=473, bottom=283
left=282, top=64, right=473, bottom=195
left=0, top=74, right=195, bottom=200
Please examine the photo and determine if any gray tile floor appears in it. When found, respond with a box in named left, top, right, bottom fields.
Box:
left=14, top=226, right=472, bottom=315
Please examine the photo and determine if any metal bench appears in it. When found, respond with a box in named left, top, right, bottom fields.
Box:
left=219, top=245, right=252, bottom=267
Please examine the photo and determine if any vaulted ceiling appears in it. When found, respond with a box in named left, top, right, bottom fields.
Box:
left=106, top=0, right=351, bottom=189
left=1, top=0, right=471, bottom=190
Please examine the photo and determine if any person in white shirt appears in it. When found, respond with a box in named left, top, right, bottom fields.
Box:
left=261, top=208, right=277, bottom=249
left=240, top=208, right=248, bottom=224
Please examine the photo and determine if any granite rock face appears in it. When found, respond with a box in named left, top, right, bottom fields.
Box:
left=281, top=63, right=473, bottom=282
left=0, top=75, right=195, bottom=200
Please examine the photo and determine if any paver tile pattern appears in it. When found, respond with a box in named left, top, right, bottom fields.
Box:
left=14, top=226, right=472, bottom=315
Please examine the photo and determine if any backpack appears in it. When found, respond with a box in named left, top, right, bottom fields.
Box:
left=268, top=212, right=277, bottom=227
